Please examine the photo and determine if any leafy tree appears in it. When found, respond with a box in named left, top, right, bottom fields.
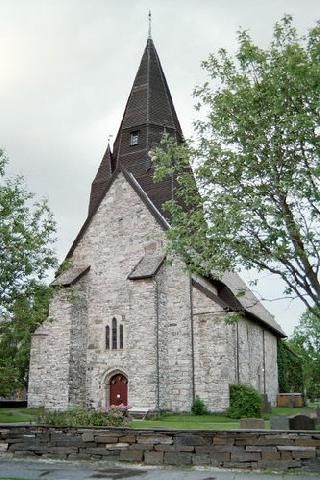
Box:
left=0, top=285, right=53, bottom=397
left=0, top=150, right=56, bottom=396
left=0, top=149, right=56, bottom=313
left=288, top=309, right=320, bottom=400
left=152, top=16, right=320, bottom=317
left=277, top=339, right=304, bottom=393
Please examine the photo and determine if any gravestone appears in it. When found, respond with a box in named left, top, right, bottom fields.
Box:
left=261, top=394, right=272, bottom=414
left=240, top=418, right=265, bottom=429
left=289, top=414, right=316, bottom=430
left=270, top=415, right=290, bottom=430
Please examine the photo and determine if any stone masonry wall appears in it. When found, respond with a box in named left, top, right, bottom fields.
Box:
left=0, top=426, right=319, bottom=472
left=62, top=173, right=165, bottom=411
left=28, top=170, right=281, bottom=412
left=28, top=290, right=74, bottom=410
left=238, top=317, right=279, bottom=405
left=156, top=259, right=193, bottom=412
left=192, top=285, right=236, bottom=412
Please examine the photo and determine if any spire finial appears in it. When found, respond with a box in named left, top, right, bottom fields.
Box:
left=148, top=10, right=152, bottom=39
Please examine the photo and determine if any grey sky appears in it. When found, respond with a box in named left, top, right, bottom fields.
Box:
left=1, top=0, right=318, bottom=335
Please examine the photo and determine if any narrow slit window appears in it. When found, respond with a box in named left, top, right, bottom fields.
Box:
left=105, top=326, right=110, bottom=350
left=120, top=324, right=123, bottom=349
left=112, top=317, right=117, bottom=349
left=130, top=131, right=139, bottom=146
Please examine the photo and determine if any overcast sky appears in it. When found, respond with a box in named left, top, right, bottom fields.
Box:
left=1, top=0, right=319, bottom=335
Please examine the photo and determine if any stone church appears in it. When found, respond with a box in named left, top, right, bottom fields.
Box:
left=28, top=35, right=285, bottom=413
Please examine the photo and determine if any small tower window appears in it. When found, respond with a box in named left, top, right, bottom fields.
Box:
left=105, top=326, right=110, bottom=350
left=130, top=131, right=139, bottom=146
left=112, top=317, right=117, bottom=349
left=120, top=324, right=124, bottom=349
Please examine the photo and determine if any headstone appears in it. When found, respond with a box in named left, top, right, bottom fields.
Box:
left=240, top=418, right=265, bottom=429
left=261, top=394, right=272, bottom=413
left=270, top=415, right=290, bottom=430
left=289, top=414, right=316, bottom=430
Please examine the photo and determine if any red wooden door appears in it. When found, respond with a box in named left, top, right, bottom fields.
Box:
left=110, top=374, right=128, bottom=406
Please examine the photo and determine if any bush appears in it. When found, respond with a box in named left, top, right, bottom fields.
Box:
left=191, top=396, right=208, bottom=415
left=39, top=405, right=130, bottom=427
left=228, top=384, right=262, bottom=419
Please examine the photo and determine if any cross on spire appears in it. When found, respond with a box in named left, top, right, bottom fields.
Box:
left=148, top=10, right=152, bottom=39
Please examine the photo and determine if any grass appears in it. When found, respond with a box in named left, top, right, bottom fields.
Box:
left=130, top=406, right=320, bottom=430
left=0, top=408, right=42, bottom=424
left=0, top=478, right=29, bottom=480
left=0, top=406, right=319, bottom=431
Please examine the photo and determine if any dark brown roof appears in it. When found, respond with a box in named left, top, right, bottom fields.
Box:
left=88, top=144, right=113, bottom=216
left=112, top=38, right=185, bottom=218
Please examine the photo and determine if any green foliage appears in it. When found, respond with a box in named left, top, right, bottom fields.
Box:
left=288, top=308, right=320, bottom=401
left=0, top=150, right=56, bottom=313
left=0, top=150, right=56, bottom=397
left=277, top=339, right=303, bottom=393
left=228, top=384, right=263, bottom=419
left=0, top=285, right=53, bottom=397
left=151, top=16, right=320, bottom=315
left=39, top=406, right=130, bottom=427
left=191, top=396, right=208, bottom=415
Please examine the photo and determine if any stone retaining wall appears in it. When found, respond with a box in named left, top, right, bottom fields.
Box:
left=0, top=426, right=319, bottom=472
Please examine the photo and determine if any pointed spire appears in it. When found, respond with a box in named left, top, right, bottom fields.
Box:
left=111, top=38, right=184, bottom=218
left=148, top=10, right=152, bottom=39
left=88, top=144, right=113, bottom=216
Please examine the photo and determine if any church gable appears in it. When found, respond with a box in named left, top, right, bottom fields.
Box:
left=70, top=170, right=166, bottom=271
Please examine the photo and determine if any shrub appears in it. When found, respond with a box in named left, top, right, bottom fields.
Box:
left=227, top=384, right=262, bottom=419
left=39, top=405, right=130, bottom=427
left=191, top=396, right=208, bottom=415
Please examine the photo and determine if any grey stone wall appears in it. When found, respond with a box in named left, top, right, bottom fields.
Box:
left=192, top=284, right=235, bottom=411
left=28, top=290, right=73, bottom=410
left=1, top=426, right=319, bottom=471
left=28, top=171, right=280, bottom=412
left=156, top=259, right=193, bottom=412
left=237, top=317, right=279, bottom=406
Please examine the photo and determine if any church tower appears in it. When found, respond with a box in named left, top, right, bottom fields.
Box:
left=88, top=35, right=183, bottom=223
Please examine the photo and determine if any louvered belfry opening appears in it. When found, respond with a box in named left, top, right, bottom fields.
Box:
left=88, top=38, right=186, bottom=220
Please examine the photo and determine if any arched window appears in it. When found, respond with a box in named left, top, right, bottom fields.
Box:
left=120, top=324, right=123, bottom=349
left=105, top=326, right=110, bottom=350
left=112, top=317, right=117, bottom=350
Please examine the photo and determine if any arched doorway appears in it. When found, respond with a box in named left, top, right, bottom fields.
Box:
left=109, top=373, right=128, bottom=406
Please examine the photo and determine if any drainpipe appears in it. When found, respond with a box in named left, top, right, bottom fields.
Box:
left=263, top=330, right=266, bottom=394
left=155, top=278, right=160, bottom=411
left=189, top=275, right=195, bottom=401
left=236, top=322, right=240, bottom=384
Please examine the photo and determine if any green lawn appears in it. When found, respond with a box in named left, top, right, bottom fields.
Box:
left=130, top=407, right=320, bottom=430
left=0, top=478, right=28, bottom=480
left=0, top=406, right=319, bottom=430
left=0, top=408, right=41, bottom=423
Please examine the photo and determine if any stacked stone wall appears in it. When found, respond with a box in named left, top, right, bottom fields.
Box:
left=156, top=259, right=194, bottom=412
left=0, top=426, right=319, bottom=472
left=238, top=317, right=279, bottom=405
left=192, top=285, right=235, bottom=411
left=28, top=291, right=74, bottom=410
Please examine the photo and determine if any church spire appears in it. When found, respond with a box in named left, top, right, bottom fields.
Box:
left=111, top=36, right=183, bottom=217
